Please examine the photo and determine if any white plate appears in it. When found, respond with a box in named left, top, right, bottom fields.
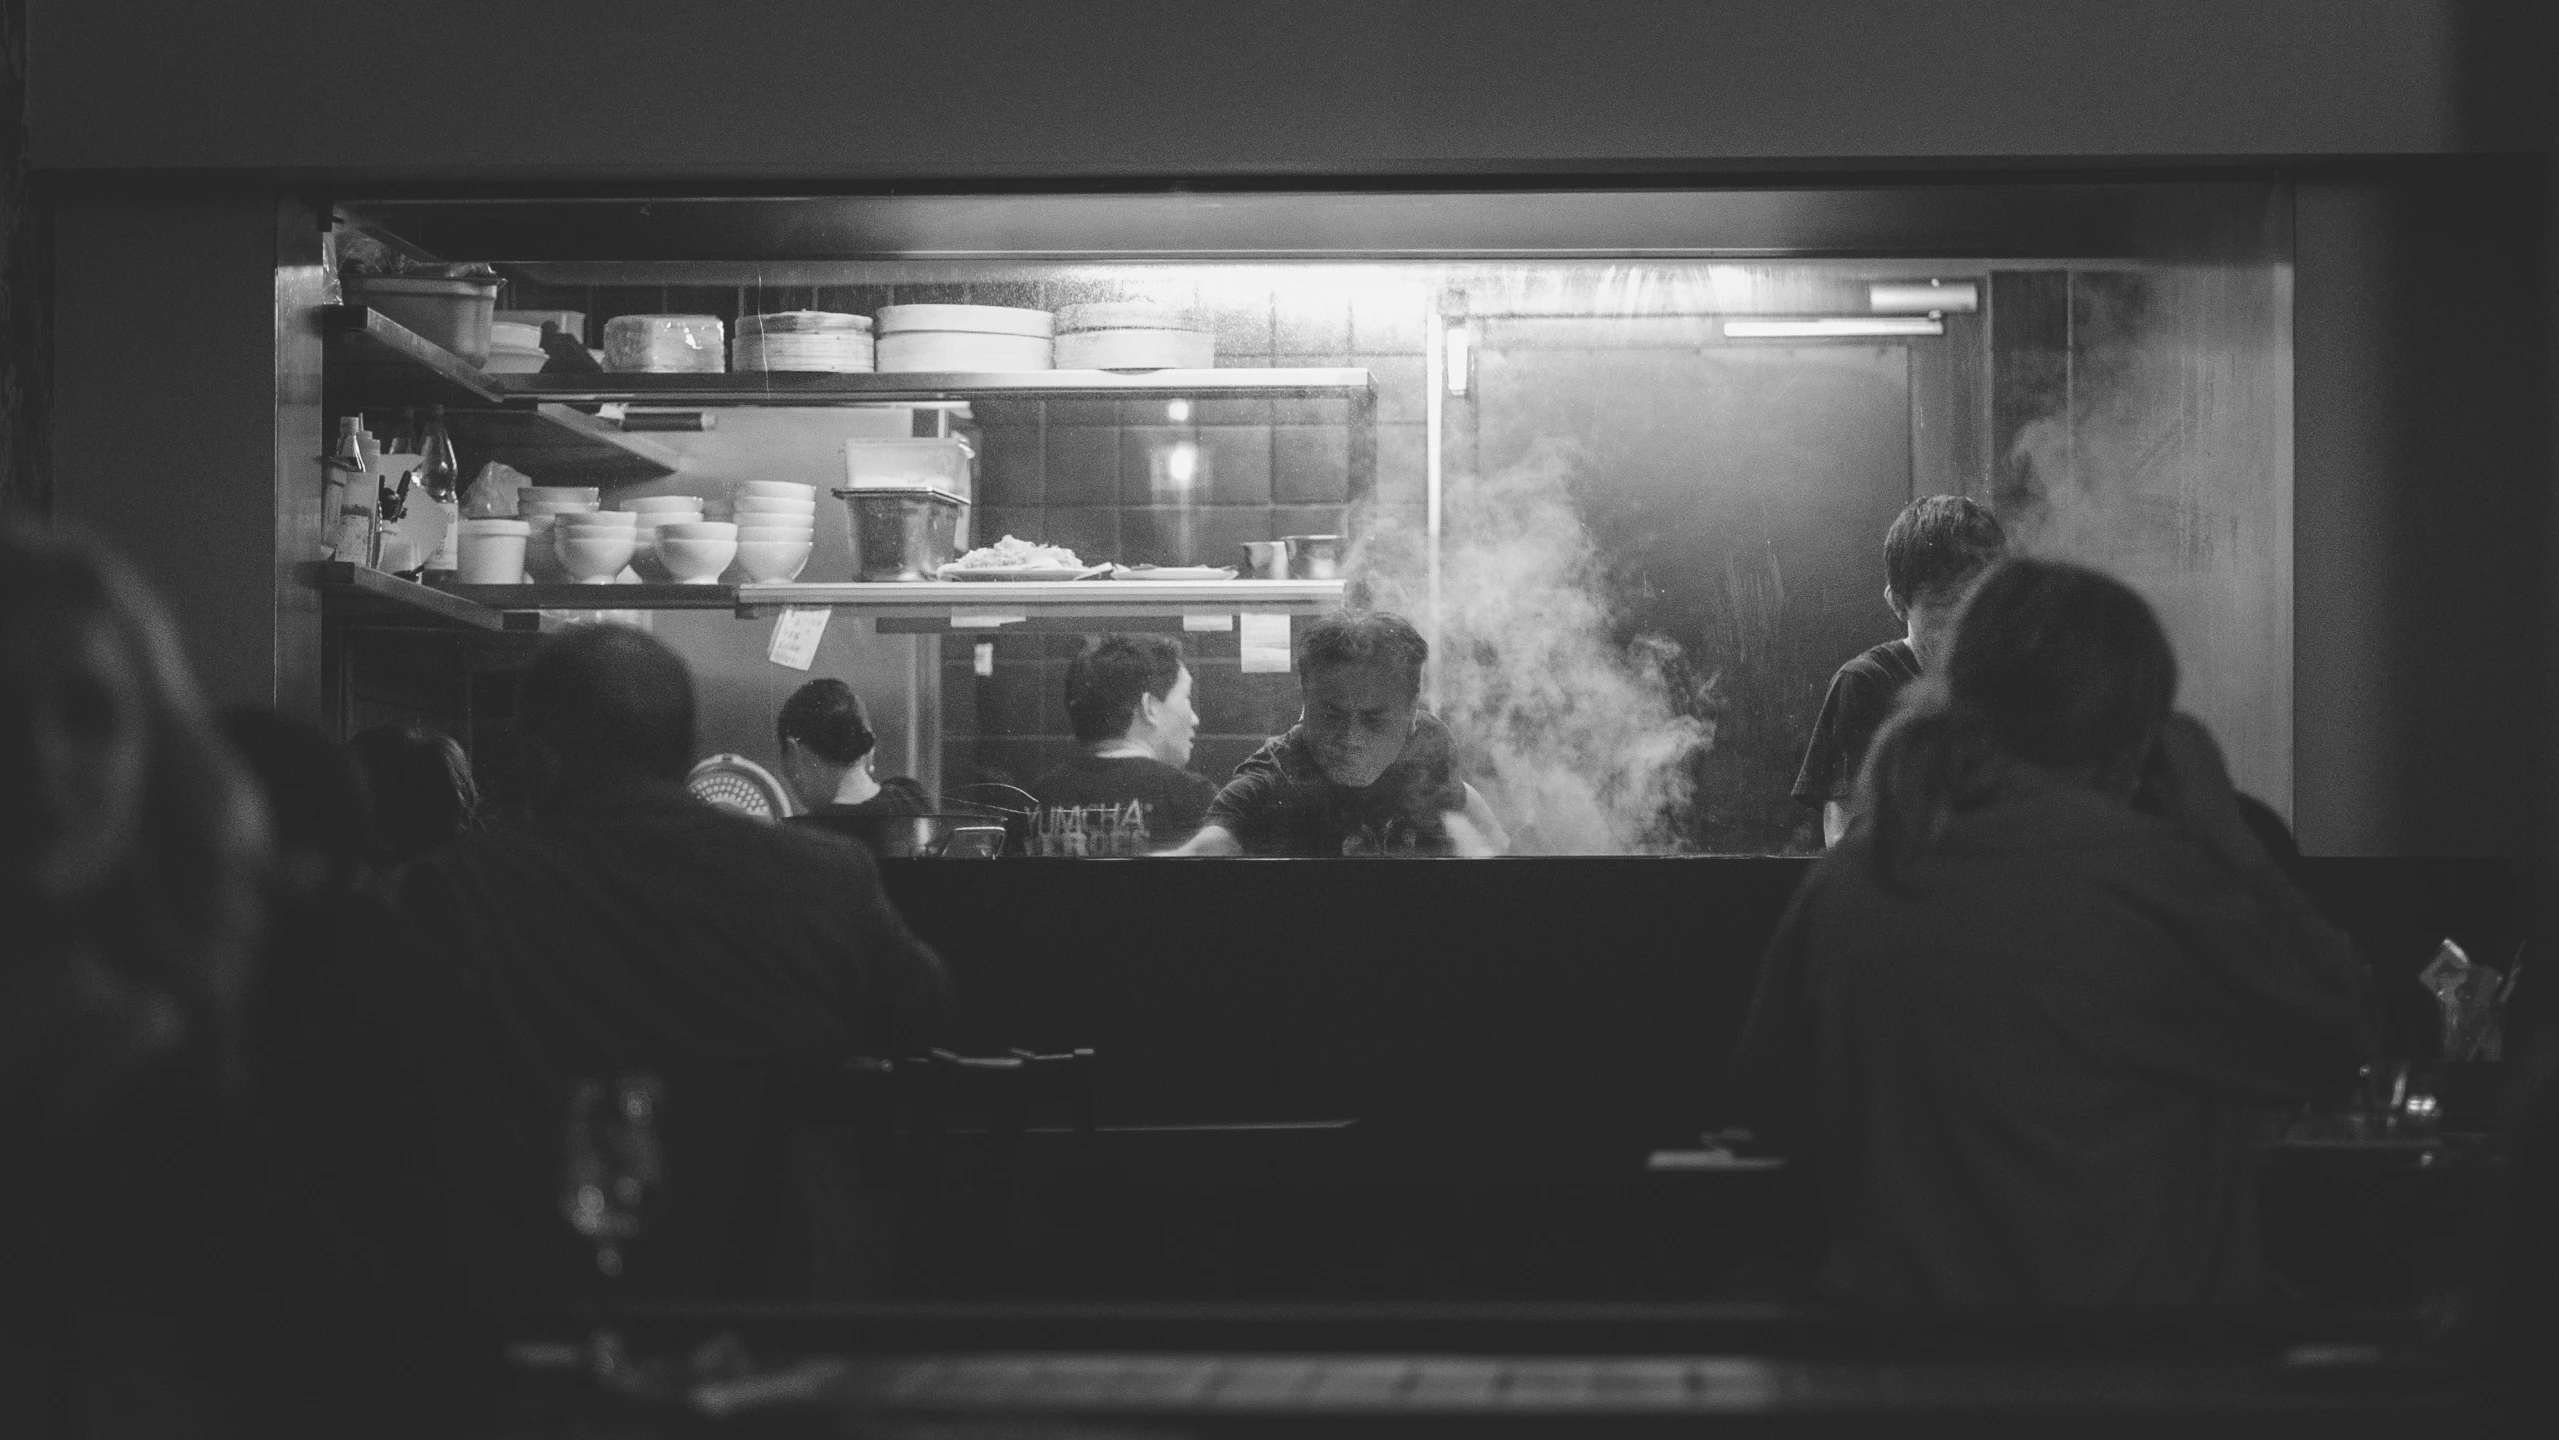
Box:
left=936, top=564, right=1112, bottom=582
left=1109, top=565, right=1239, bottom=581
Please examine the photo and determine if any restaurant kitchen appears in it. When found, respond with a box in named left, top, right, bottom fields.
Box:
left=313, top=182, right=2296, bottom=858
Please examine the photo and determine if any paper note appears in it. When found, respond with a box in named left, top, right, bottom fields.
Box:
left=767, top=606, right=830, bottom=670
left=1240, top=612, right=1293, bottom=673
left=1182, top=613, right=1235, bottom=632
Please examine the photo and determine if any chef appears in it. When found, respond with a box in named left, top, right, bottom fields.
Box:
left=1168, top=609, right=1506, bottom=857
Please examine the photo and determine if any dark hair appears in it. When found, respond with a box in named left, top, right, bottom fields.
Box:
left=1884, top=495, right=2008, bottom=610
left=348, top=723, right=480, bottom=864
left=1859, top=558, right=2175, bottom=886
left=777, top=678, right=877, bottom=764
left=1065, top=634, right=1187, bottom=744
left=1, top=524, right=267, bottom=1118
left=1298, top=609, right=1428, bottom=694
left=221, top=708, right=371, bottom=883
left=517, top=624, right=695, bottom=793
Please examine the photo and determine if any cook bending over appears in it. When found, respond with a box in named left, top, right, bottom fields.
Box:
left=1167, top=610, right=1507, bottom=857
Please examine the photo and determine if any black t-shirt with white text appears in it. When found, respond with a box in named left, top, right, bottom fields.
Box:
left=1030, top=753, right=1218, bottom=842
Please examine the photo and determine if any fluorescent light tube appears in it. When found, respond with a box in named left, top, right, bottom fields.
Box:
left=1722, top=317, right=1945, bottom=338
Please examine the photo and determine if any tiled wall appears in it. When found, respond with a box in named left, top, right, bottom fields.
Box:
left=504, top=269, right=1433, bottom=794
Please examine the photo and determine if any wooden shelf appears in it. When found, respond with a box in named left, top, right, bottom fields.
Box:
left=321, top=304, right=503, bottom=409
left=445, top=404, right=681, bottom=486
left=492, top=368, right=1375, bottom=406
left=320, top=306, right=682, bottom=486
left=310, top=560, right=525, bottom=631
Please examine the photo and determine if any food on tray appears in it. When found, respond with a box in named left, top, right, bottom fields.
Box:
left=950, top=535, right=1086, bottom=570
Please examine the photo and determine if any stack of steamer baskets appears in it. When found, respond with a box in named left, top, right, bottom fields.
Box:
left=731, top=311, right=876, bottom=373
left=874, top=304, right=1055, bottom=372
left=1053, top=302, right=1217, bottom=370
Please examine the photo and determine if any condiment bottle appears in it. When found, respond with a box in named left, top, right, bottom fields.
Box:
left=418, top=406, right=462, bottom=583
left=322, top=416, right=365, bottom=558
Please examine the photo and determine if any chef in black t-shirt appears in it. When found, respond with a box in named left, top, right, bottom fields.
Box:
left=1170, top=609, right=1507, bottom=858
left=776, top=678, right=931, bottom=823
left=1794, top=495, right=2007, bottom=847
left=1029, top=633, right=1218, bottom=844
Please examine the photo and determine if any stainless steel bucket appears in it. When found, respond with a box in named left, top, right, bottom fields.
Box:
left=833, top=486, right=969, bottom=582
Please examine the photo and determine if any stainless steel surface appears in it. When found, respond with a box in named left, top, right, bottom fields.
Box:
left=1282, top=534, right=1344, bottom=581
left=736, top=578, right=1344, bottom=616
left=835, top=486, right=968, bottom=583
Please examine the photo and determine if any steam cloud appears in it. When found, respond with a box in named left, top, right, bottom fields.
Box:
left=1349, top=442, right=1715, bottom=854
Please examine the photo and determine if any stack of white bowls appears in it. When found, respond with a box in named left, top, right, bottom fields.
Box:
left=1053, top=301, right=1216, bottom=370
left=874, top=304, right=1054, bottom=372
left=484, top=320, right=550, bottom=374
left=515, top=486, right=605, bottom=583
left=733, top=312, right=875, bottom=373
left=616, top=494, right=706, bottom=581
left=730, top=480, right=817, bottom=581
left=551, top=508, right=640, bottom=585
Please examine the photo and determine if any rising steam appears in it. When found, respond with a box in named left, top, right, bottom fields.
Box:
left=1349, top=443, right=1714, bottom=854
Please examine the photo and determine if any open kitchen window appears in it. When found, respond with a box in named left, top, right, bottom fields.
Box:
left=318, top=183, right=2292, bottom=856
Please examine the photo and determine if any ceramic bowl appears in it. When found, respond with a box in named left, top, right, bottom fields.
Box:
left=554, top=508, right=638, bottom=528
left=558, top=531, right=637, bottom=583
left=733, top=495, right=818, bottom=516
left=734, top=539, right=813, bottom=582
left=736, top=524, right=815, bottom=544
left=737, top=480, right=819, bottom=500
left=658, top=521, right=737, bottom=541
left=628, top=514, right=703, bottom=580
left=657, top=535, right=738, bottom=583
left=619, top=494, right=706, bottom=514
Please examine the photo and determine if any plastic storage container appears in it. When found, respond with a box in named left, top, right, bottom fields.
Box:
left=602, top=314, right=727, bottom=373
left=348, top=275, right=501, bottom=364
left=834, top=486, right=970, bottom=582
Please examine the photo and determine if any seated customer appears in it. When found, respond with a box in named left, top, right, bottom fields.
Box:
left=1169, top=610, right=1506, bottom=857
left=777, top=677, right=929, bottom=819
left=348, top=722, right=480, bottom=869
left=1794, top=495, right=2007, bottom=847
left=391, top=626, right=950, bottom=1311
left=1733, top=558, right=2373, bottom=1309
left=1030, top=633, right=1217, bottom=844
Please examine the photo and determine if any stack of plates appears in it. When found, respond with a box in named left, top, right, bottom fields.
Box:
left=733, top=311, right=876, bottom=373
left=875, top=304, right=1054, bottom=373
left=485, top=319, right=549, bottom=374
left=1054, top=301, right=1215, bottom=370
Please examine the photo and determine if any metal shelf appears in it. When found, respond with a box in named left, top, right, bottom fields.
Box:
left=425, top=577, right=1342, bottom=624
left=736, top=579, right=1344, bottom=618
left=492, top=368, right=1374, bottom=406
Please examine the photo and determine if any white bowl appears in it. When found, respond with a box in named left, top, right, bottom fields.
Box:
left=737, top=480, right=819, bottom=500
left=558, top=532, right=637, bottom=583
left=520, top=485, right=600, bottom=503
left=657, top=535, right=738, bottom=584
left=554, top=507, right=637, bottom=525
left=619, top=494, right=706, bottom=514
left=734, top=539, right=813, bottom=582
left=518, top=501, right=600, bottom=518
left=733, top=496, right=817, bottom=516
left=659, top=521, right=737, bottom=541
left=736, top=524, right=814, bottom=544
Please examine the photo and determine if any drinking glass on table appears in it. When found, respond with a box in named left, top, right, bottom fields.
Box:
left=559, top=1074, right=665, bottom=1279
